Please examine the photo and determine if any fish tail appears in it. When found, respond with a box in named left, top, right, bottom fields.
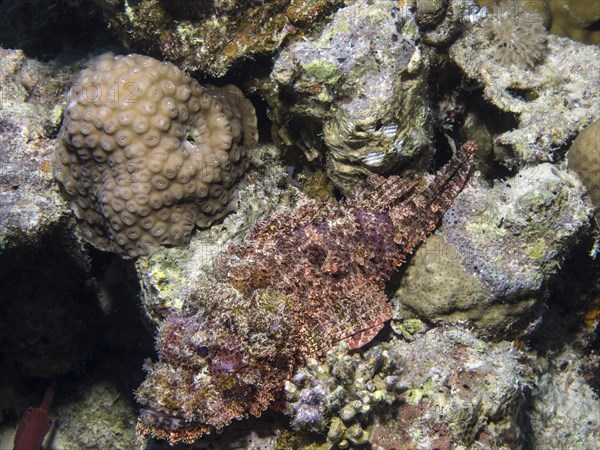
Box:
left=40, top=384, right=55, bottom=413
left=391, top=140, right=475, bottom=249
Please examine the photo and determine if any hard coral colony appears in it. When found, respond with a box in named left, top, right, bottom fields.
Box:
left=135, top=142, right=475, bottom=444
left=54, top=53, right=258, bottom=258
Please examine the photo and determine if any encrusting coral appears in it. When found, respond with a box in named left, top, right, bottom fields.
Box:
left=134, top=141, right=474, bottom=444
left=54, top=53, right=258, bottom=258
left=394, top=163, right=593, bottom=338
left=568, top=119, right=600, bottom=223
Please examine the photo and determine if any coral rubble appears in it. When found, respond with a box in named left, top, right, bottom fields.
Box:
left=268, top=0, right=432, bottom=193
left=135, top=142, right=474, bottom=444
left=55, top=53, right=258, bottom=258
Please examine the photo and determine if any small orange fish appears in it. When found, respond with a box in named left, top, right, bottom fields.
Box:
left=13, top=386, right=54, bottom=450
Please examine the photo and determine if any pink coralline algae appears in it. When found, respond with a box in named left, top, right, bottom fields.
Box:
left=135, top=142, right=475, bottom=444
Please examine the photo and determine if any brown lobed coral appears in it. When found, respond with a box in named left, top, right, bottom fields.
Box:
left=135, top=142, right=475, bottom=444
left=54, top=53, right=258, bottom=258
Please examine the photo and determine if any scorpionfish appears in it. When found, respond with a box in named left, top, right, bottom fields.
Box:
left=136, top=141, right=475, bottom=444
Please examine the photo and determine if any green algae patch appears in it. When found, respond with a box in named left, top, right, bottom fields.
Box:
left=136, top=247, right=189, bottom=323
left=406, top=377, right=433, bottom=405
left=302, top=60, right=341, bottom=85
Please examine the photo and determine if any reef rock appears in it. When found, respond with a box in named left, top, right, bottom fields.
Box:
left=134, top=143, right=473, bottom=444
left=0, top=49, right=116, bottom=380
left=450, top=4, right=600, bottom=169
left=523, top=252, right=600, bottom=449
left=528, top=348, right=600, bottom=449
left=269, top=0, right=432, bottom=193
left=394, top=163, right=593, bottom=338
left=417, top=0, right=481, bottom=48
left=54, top=53, right=258, bottom=258
left=0, top=48, right=73, bottom=252
left=43, top=382, right=138, bottom=450
left=477, top=0, right=600, bottom=45
left=91, top=0, right=345, bottom=77
left=371, top=327, right=527, bottom=449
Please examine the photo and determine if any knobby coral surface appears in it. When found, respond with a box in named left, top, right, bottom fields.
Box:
left=54, top=53, right=258, bottom=258
left=135, top=142, right=474, bottom=444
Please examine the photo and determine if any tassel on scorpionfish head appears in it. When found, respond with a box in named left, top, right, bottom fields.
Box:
left=135, top=141, right=476, bottom=444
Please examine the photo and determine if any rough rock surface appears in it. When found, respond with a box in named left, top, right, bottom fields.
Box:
left=269, top=0, right=432, bottom=193
left=394, top=164, right=593, bottom=338
left=450, top=15, right=600, bottom=169
left=527, top=344, right=600, bottom=449
left=0, top=48, right=73, bottom=252
left=91, top=0, right=345, bottom=77
left=372, top=328, right=527, bottom=450
left=41, top=382, right=137, bottom=450
left=418, top=0, right=480, bottom=48
left=55, top=53, right=258, bottom=258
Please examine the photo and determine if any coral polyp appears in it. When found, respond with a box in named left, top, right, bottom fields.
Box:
left=135, top=142, right=474, bottom=444
left=483, top=0, right=548, bottom=68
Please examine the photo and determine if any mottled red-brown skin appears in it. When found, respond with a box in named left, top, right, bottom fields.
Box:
left=14, top=386, right=54, bottom=450
left=136, top=142, right=475, bottom=444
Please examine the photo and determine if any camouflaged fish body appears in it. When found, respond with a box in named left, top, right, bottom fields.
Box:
left=136, top=142, right=475, bottom=444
